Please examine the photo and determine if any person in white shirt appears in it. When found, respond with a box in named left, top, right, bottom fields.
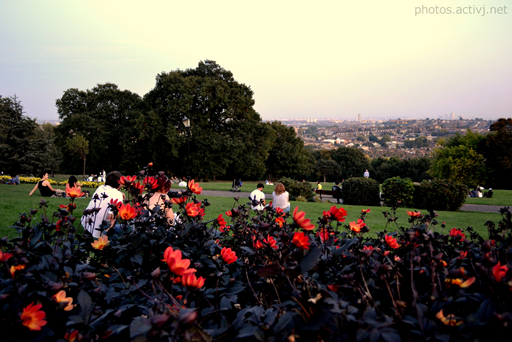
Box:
left=364, top=169, right=370, bottom=178
left=272, top=183, right=290, bottom=212
left=81, top=171, right=124, bottom=237
left=250, top=183, right=266, bottom=210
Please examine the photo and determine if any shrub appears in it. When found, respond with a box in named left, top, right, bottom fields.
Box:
left=277, top=177, right=314, bottom=200
left=341, top=177, right=380, bottom=206
left=381, top=176, right=415, bottom=207
left=1, top=174, right=511, bottom=341
left=295, top=195, right=307, bottom=202
left=415, top=178, right=468, bottom=211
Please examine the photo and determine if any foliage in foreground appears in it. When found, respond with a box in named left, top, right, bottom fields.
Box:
left=1, top=176, right=512, bottom=342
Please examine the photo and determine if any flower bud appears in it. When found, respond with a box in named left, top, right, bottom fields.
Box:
left=151, top=267, right=161, bottom=278
left=83, top=272, right=97, bottom=280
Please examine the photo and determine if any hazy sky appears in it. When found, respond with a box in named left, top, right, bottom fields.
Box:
left=1, top=0, right=511, bottom=121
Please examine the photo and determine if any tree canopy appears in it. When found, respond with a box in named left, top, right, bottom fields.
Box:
left=331, top=146, right=371, bottom=179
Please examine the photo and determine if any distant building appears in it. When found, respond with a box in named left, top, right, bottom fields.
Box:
left=358, top=114, right=362, bottom=122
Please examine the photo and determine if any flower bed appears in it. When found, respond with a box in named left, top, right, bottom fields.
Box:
left=1, top=176, right=511, bottom=341
left=0, top=175, right=103, bottom=188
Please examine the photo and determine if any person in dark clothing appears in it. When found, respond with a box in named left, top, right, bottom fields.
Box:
left=332, top=180, right=342, bottom=204
left=28, top=172, right=65, bottom=197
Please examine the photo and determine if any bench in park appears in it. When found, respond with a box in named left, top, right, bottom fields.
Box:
left=315, top=189, right=341, bottom=200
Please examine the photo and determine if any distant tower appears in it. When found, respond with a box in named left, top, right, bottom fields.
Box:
left=358, top=114, right=362, bottom=122
left=450, top=112, right=455, bottom=120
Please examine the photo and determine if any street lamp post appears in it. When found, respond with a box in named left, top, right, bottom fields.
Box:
left=182, top=116, right=191, bottom=177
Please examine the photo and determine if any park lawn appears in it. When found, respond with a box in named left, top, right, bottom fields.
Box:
left=464, top=189, right=512, bottom=206
left=1, top=184, right=505, bottom=239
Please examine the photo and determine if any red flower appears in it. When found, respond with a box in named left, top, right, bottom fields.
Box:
left=275, top=207, right=284, bottom=216
left=362, top=245, right=374, bottom=251
left=119, top=175, right=137, bottom=187
left=21, top=302, right=47, bottom=331
left=221, top=247, right=237, bottom=264
left=186, top=202, right=201, bottom=217
left=458, top=251, right=468, bottom=259
left=225, top=210, right=232, bottom=217
left=181, top=273, right=205, bottom=289
left=163, top=247, right=196, bottom=276
left=292, top=232, right=310, bottom=249
left=171, top=196, right=188, bottom=205
left=407, top=211, right=421, bottom=218
left=275, top=217, right=285, bottom=227
left=317, top=228, right=330, bottom=243
left=132, top=182, right=144, bottom=195
left=109, top=198, right=122, bottom=209
left=293, top=207, right=315, bottom=231
left=0, top=250, right=13, bottom=262
left=143, top=176, right=158, bottom=190
left=492, top=262, right=508, bottom=283
left=264, top=235, right=278, bottom=249
left=217, top=214, right=227, bottom=229
left=188, top=179, right=203, bottom=195
left=253, top=240, right=264, bottom=249
left=118, top=203, right=137, bottom=220
left=66, top=186, right=84, bottom=199
left=361, top=209, right=371, bottom=214
left=329, top=206, right=348, bottom=222
left=449, top=228, right=465, bottom=240
left=385, top=235, right=400, bottom=249
left=64, top=330, right=79, bottom=342
left=327, top=284, right=339, bottom=292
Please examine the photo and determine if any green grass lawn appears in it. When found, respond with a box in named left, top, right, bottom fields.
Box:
left=2, top=183, right=506, bottom=239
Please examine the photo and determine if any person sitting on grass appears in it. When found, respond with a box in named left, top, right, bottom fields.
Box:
left=272, top=182, right=290, bottom=212
left=66, top=175, right=89, bottom=198
left=28, top=172, right=65, bottom=197
left=6, top=173, right=20, bottom=185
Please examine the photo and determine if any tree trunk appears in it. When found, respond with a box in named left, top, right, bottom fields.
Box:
left=323, top=173, right=326, bottom=182
left=83, top=157, right=86, bottom=181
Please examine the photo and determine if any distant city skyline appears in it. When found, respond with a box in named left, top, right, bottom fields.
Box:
left=1, top=1, right=511, bottom=122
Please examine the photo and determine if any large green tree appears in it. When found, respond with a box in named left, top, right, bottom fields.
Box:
left=33, top=123, right=62, bottom=176
left=55, top=83, right=143, bottom=174
left=483, top=118, right=512, bottom=189
left=331, top=146, right=371, bottom=179
left=0, top=95, right=47, bottom=175
left=314, top=159, right=341, bottom=182
left=144, top=60, right=272, bottom=179
left=429, top=130, right=487, bottom=188
left=265, top=121, right=313, bottom=181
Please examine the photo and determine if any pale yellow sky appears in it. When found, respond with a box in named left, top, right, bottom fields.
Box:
left=1, top=0, right=510, bottom=120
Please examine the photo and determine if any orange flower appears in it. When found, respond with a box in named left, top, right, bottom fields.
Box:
left=119, top=175, right=137, bottom=187
left=253, top=240, right=264, bottom=249
left=407, top=211, right=421, bottom=218
left=264, top=235, right=278, bottom=250
left=163, top=246, right=196, bottom=276
left=293, top=207, right=315, bottom=231
left=361, top=209, right=371, bottom=214
left=91, top=235, right=109, bottom=250
left=171, top=196, right=188, bottom=205
left=458, top=250, right=468, bottom=259
left=275, top=207, right=284, bottom=216
left=275, top=217, right=285, bottom=227
left=445, top=277, right=475, bottom=288
left=221, top=247, right=237, bottom=264
left=118, top=203, right=137, bottom=220
left=328, top=206, right=348, bottom=222
left=225, top=210, right=232, bottom=217
left=385, top=235, right=400, bottom=249
left=10, top=264, right=25, bottom=277
left=0, top=250, right=13, bottom=262
left=292, top=232, right=310, bottom=249
left=349, top=221, right=362, bottom=233
left=188, top=179, right=203, bottom=195
left=64, top=330, right=79, bottom=342
left=53, top=290, right=74, bottom=311
left=66, top=186, right=84, bottom=199
left=21, top=302, right=47, bottom=331
left=181, top=273, right=205, bottom=289
left=132, top=182, right=144, bottom=195
left=492, top=262, right=508, bottom=283
left=186, top=202, right=201, bottom=217
left=436, top=309, right=463, bottom=326
left=143, top=176, right=158, bottom=190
